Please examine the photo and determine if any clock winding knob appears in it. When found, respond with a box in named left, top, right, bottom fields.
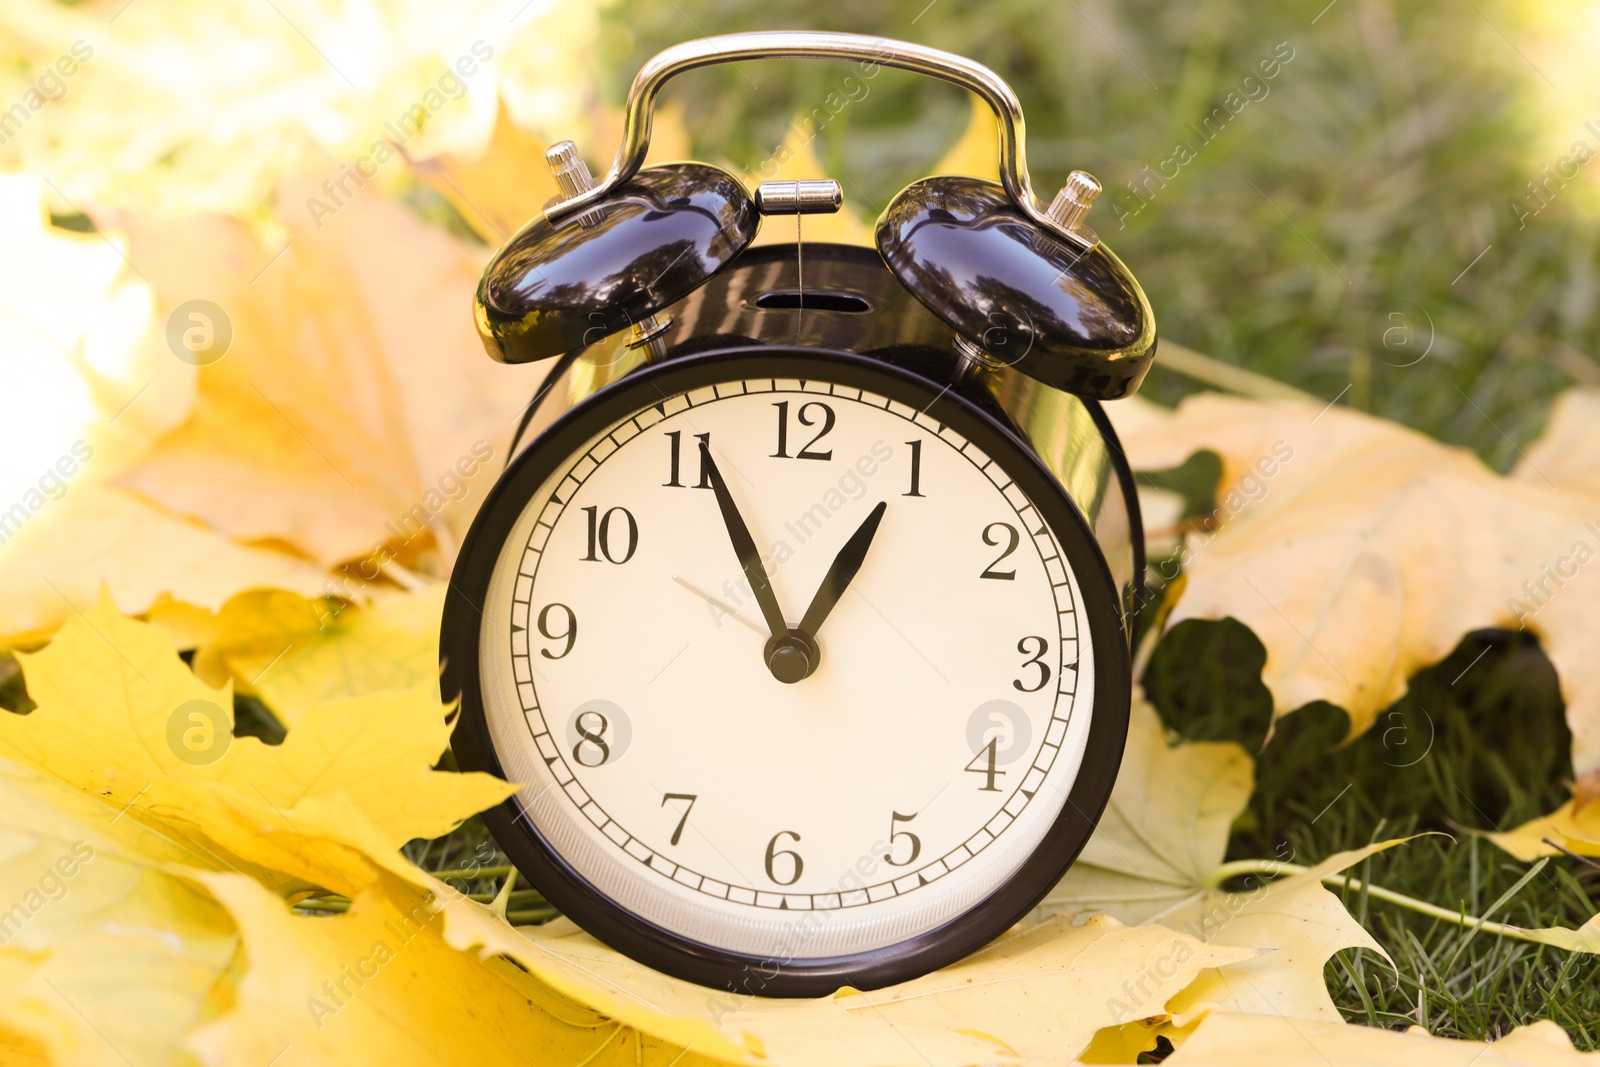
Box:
left=1046, top=169, right=1101, bottom=236
left=546, top=140, right=597, bottom=199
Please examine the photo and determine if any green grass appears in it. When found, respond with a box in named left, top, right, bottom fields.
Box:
left=1146, top=619, right=1598, bottom=1047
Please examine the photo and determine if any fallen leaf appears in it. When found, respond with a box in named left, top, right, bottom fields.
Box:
left=0, top=173, right=191, bottom=490
left=190, top=585, right=445, bottom=726
left=1487, top=797, right=1600, bottom=859
left=485, top=912, right=1253, bottom=1067
left=3, top=594, right=513, bottom=856
left=1107, top=392, right=1600, bottom=791
left=839, top=913, right=1255, bottom=1065
left=0, top=486, right=329, bottom=648
left=0, top=758, right=237, bottom=1067
left=0, top=0, right=563, bottom=217
left=1038, top=691, right=1254, bottom=924
left=1159, top=842, right=1399, bottom=1026
left=1162, top=1013, right=1599, bottom=1066
left=183, top=873, right=719, bottom=1067
left=115, top=175, right=543, bottom=571
left=1515, top=913, right=1600, bottom=953
left=408, top=100, right=560, bottom=245
left=1514, top=385, right=1600, bottom=496
left=0, top=175, right=323, bottom=645
left=1039, top=692, right=1398, bottom=1051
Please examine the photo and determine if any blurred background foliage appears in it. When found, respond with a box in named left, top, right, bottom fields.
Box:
left=599, top=0, right=1600, bottom=469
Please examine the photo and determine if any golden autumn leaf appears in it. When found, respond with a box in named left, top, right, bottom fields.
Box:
left=480, top=912, right=1253, bottom=1067
left=837, top=914, right=1256, bottom=1065
left=1038, top=692, right=1254, bottom=924
left=407, top=101, right=561, bottom=245
left=1157, top=842, right=1398, bottom=1027
left=1107, top=392, right=1600, bottom=794
left=188, top=585, right=445, bottom=726
left=184, top=873, right=722, bottom=1067
left=0, top=0, right=600, bottom=218
left=1162, top=1013, right=1600, bottom=1067
left=1489, top=798, right=1600, bottom=860
left=0, top=173, right=328, bottom=645
left=0, top=486, right=330, bottom=648
left=113, top=175, right=544, bottom=572
left=1513, top=385, right=1600, bottom=497
left=1037, top=694, right=1395, bottom=1047
left=3, top=595, right=513, bottom=859
left=0, top=759, right=238, bottom=1067
left=409, top=99, right=695, bottom=245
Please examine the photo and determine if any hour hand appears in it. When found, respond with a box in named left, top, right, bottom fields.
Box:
left=699, top=440, right=789, bottom=640
left=798, top=500, right=887, bottom=639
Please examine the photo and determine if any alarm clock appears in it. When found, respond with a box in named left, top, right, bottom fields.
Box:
left=441, top=31, right=1155, bottom=996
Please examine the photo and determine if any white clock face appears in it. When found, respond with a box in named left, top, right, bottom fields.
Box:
left=476, top=373, right=1097, bottom=961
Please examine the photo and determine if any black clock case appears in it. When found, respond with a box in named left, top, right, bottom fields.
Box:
left=442, top=240, right=1144, bottom=996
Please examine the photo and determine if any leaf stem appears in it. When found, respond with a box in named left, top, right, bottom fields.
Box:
left=294, top=888, right=549, bottom=913
left=1203, top=857, right=1554, bottom=947
left=428, top=865, right=517, bottom=881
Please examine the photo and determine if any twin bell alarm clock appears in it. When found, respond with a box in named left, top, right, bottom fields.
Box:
left=441, top=31, right=1157, bottom=996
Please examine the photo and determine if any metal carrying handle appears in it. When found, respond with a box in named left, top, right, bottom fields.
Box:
left=543, top=31, right=1099, bottom=249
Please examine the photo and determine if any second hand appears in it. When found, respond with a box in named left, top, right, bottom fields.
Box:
left=672, top=576, right=767, bottom=637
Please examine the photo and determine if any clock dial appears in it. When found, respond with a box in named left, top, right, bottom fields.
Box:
left=471, top=368, right=1102, bottom=962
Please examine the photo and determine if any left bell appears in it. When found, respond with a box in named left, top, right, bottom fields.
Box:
left=474, top=143, right=760, bottom=363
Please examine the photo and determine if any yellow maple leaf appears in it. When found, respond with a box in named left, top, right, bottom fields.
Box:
left=3, top=594, right=513, bottom=856
left=0, top=0, right=601, bottom=218
left=0, top=174, right=329, bottom=645
left=476, top=911, right=1252, bottom=1067
left=183, top=873, right=715, bottom=1067
left=1037, top=693, right=1397, bottom=1055
left=838, top=913, right=1256, bottom=1064
left=112, top=174, right=545, bottom=572
left=187, top=585, right=445, bottom=726
left=1157, top=843, right=1399, bottom=1027
left=407, top=100, right=562, bottom=245
left=1489, top=797, right=1600, bottom=860
left=0, top=759, right=237, bottom=1067
left=1108, top=391, right=1600, bottom=797
left=1038, top=692, right=1254, bottom=924
left=1161, top=1013, right=1599, bottom=1066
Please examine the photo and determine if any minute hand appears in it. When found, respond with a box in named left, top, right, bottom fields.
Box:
left=797, top=501, right=888, bottom=638
left=700, top=441, right=789, bottom=638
